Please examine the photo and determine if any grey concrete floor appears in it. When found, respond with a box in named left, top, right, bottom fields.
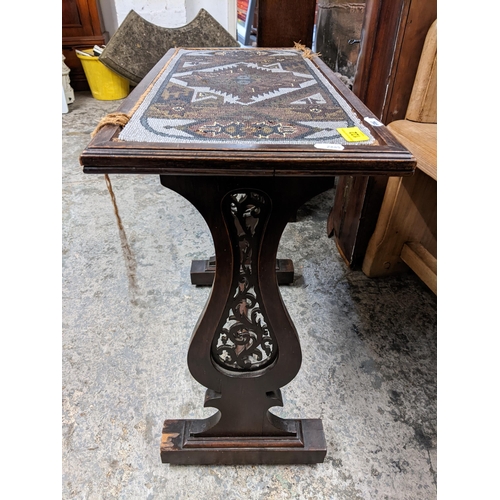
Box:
left=62, top=92, right=437, bottom=499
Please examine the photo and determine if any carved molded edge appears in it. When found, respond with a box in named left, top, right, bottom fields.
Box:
left=160, top=419, right=327, bottom=465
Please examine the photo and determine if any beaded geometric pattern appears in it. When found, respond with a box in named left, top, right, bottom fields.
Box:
left=118, top=48, right=375, bottom=145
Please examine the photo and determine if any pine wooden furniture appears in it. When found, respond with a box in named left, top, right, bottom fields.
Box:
left=80, top=47, right=414, bottom=465
left=362, top=20, right=437, bottom=293
left=328, top=0, right=437, bottom=267
left=62, top=0, right=108, bottom=91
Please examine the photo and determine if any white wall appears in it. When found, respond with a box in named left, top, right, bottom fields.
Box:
left=116, top=0, right=186, bottom=27
left=99, top=0, right=236, bottom=38
left=99, top=0, right=119, bottom=35
left=186, top=0, right=236, bottom=38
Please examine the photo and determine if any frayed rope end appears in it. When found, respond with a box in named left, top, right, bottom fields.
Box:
left=293, top=41, right=321, bottom=59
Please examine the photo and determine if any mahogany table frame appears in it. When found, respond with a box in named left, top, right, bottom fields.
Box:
left=80, top=48, right=415, bottom=465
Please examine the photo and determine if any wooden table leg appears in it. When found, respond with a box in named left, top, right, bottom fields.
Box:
left=190, top=256, right=294, bottom=286
left=159, top=175, right=334, bottom=465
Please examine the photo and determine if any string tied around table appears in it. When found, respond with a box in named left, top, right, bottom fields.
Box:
left=102, top=172, right=139, bottom=301
left=91, top=112, right=131, bottom=137
left=293, top=42, right=321, bottom=60
left=91, top=113, right=140, bottom=300
left=90, top=49, right=184, bottom=140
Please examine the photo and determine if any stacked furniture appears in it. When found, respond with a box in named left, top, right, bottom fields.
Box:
left=362, top=20, right=437, bottom=294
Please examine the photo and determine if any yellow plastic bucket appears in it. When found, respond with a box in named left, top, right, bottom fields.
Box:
left=76, top=49, right=129, bottom=100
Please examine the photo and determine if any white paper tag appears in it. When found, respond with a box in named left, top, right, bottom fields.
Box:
left=364, top=117, right=383, bottom=127
left=314, top=144, right=345, bottom=151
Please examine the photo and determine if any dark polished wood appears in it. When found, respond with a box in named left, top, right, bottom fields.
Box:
left=257, top=0, right=317, bottom=48
left=353, top=0, right=437, bottom=124
left=157, top=174, right=333, bottom=463
left=329, top=0, right=437, bottom=267
left=191, top=257, right=294, bottom=286
left=80, top=48, right=414, bottom=465
left=81, top=55, right=414, bottom=178
left=62, top=0, right=108, bottom=91
left=161, top=418, right=326, bottom=465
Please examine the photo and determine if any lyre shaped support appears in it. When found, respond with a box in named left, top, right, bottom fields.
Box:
left=159, top=175, right=333, bottom=464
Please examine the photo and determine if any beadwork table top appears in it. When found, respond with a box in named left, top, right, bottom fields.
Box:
left=81, top=48, right=415, bottom=177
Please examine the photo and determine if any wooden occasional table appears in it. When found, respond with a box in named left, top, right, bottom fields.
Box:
left=80, top=47, right=414, bottom=465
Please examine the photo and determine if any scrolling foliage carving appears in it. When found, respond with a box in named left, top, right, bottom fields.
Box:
left=212, top=191, right=277, bottom=372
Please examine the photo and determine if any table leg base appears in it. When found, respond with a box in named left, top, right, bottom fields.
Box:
left=160, top=418, right=327, bottom=465
left=190, top=258, right=294, bottom=286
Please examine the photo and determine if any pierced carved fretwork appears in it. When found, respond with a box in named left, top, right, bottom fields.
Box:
left=212, top=191, right=277, bottom=371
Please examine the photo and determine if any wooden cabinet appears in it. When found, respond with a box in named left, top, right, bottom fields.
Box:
left=62, top=0, right=108, bottom=91
left=257, top=0, right=317, bottom=48
left=327, top=0, right=437, bottom=267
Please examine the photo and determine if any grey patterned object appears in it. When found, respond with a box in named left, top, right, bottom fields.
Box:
left=98, top=9, right=240, bottom=85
